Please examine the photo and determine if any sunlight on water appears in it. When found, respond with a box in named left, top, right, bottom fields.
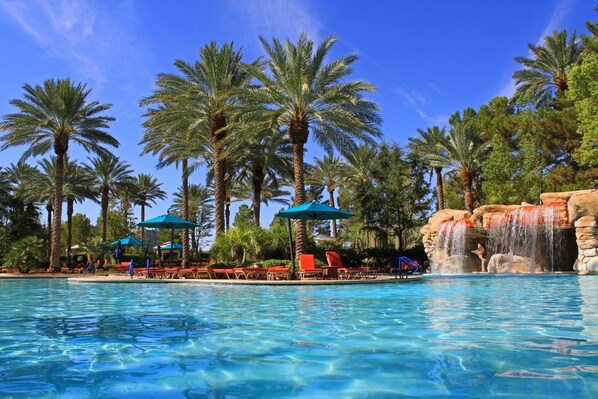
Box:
left=0, top=276, right=596, bottom=398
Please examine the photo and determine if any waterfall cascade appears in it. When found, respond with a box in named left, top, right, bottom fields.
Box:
left=486, top=202, right=566, bottom=273
left=433, top=219, right=479, bottom=274
left=421, top=190, right=596, bottom=274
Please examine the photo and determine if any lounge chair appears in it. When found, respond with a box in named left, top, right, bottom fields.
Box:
left=266, top=266, right=289, bottom=280
left=325, top=251, right=377, bottom=279
left=298, top=254, right=323, bottom=279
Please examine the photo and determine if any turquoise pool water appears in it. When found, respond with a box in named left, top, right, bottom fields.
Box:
left=0, top=276, right=596, bottom=398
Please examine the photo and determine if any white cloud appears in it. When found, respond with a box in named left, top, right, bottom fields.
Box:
left=227, top=0, right=322, bottom=45
left=539, top=0, right=573, bottom=42
left=396, top=85, right=448, bottom=127
left=0, top=0, right=150, bottom=90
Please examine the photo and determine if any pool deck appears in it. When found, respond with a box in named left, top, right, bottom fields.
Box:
left=1, top=273, right=422, bottom=285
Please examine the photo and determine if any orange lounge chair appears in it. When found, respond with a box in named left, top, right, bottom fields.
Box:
left=326, top=251, right=377, bottom=279
left=266, top=266, right=289, bottom=280
left=299, top=254, right=323, bottom=280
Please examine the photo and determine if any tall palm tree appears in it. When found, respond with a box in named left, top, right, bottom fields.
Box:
left=306, top=155, right=347, bottom=238
left=234, top=128, right=292, bottom=225
left=132, top=173, right=167, bottom=242
left=141, top=42, right=255, bottom=237
left=242, top=33, right=382, bottom=255
left=432, top=123, right=490, bottom=212
left=172, top=183, right=213, bottom=255
left=140, top=101, right=208, bottom=267
left=0, top=79, right=116, bottom=268
left=408, top=126, right=448, bottom=210
left=343, top=145, right=378, bottom=188
left=84, top=154, right=132, bottom=244
left=513, top=30, right=582, bottom=106
left=57, top=157, right=96, bottom=267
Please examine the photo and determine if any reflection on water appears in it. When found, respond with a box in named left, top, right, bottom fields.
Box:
left=0, top=276, right=596, bottom=398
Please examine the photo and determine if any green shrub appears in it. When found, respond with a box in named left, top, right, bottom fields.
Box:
left=259, top=259, right=291, bottom=268
left=2, top=236, right=46, bottom=273
left=210, top=225, right=265, bottom=265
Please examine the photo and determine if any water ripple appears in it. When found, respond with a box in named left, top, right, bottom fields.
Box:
left=0, top=275, right=596, bottom=398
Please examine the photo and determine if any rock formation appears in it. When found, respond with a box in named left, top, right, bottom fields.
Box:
left=422, top=189, right=598, bottom=274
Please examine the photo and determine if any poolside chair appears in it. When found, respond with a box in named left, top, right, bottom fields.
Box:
left=266, top=266, right=290, bottom=280
left=325, top=251, right=377, bottom=279
left=298, top=254, right=323, bottom=279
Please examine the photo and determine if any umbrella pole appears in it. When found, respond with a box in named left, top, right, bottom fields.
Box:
left=170, top=228, right=174, bottom=268
left=287, top=218, right=296, bottom=279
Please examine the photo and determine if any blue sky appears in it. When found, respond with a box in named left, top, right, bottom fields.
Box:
left=0, top=0, right=594, bottom=230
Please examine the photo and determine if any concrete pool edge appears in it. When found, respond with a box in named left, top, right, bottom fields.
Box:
left=63, top=275, right=423, bottom=285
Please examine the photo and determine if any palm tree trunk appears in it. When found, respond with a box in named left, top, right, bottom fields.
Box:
left=101, top=185, right=109, bottom=242
left=252, top=162, right=263, bottom=226
left=51, top=154, right=64, bottom=270
left=140, top=204, right=146, bottom=242
left=434, top=167, right=445, bottom=210
left=46, top=201, right=53, bottom=258
left=461, top=168, right=474, bottom=213
left=473, top=173, right=481, bottom=209
left=292, top=142, right=307, bottom=256
left=329, top=186, right=337, bottom=239
left=66, top=197, right=74, bottom=269
left=211, top=115, right=226, bottom=236
left=181, top=159, right=189, bottom=267
left=225, top=196, right=231, bottom=232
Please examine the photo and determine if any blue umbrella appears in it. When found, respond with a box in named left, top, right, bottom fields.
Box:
left=146, top=258, right=151, bottom=279
left=111, top=236, right=145, bottom=246
left=276, top=200, right=354, bottom=279
left=138, top=213, right=199, bottom=267
left=129, top=258, right=134, bottom=279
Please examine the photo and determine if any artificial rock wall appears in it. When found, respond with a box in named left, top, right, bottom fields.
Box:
left=421, top=189, right=598, bottom=273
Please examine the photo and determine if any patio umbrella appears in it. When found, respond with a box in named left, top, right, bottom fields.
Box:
left=137, top=213, right=199, bottom=267
left=276, top=200, right=354, bottom=278
left=111, top=236, right=145, bottom=247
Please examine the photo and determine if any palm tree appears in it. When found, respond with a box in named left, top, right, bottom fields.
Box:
left=433, top=123, right=490, bottom=212
left=3, top=161, right=37, bottom=201
left=234, top=128, right=292, bottom=225
left=140, top=101, right=208, bottom=267
left=0, top=78, right=116, bottom=269
left=84, top=154, right=132, bottom=244
left=141, top=42, right=255, bottom=237
left=343, top=145, right=378, bottom=188
left=172, top=183, right=213, bottom=255
left=242, top=33, right=382, bottom=255
left=306, top=155, right=347, bottom=238
left=408, top=126, right=448, bottom=210
left=233, top=175, right=291, bottom=217
left=58, top=157, right=96, bottom=267
left=513, top=30, right=582, bottom=106
left=132, top=174, right=167, bottom=242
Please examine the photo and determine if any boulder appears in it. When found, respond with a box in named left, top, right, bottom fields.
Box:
left=425, top=209, right=472, bottom=235
left=471, top=204, right=522, bottom=229
left=574, top=216, right=597, bottom=229
left=587, top=257, right=598, bottom=273
left=568, top=190, right=598, bottom=223
left=487, top=254, right=546, bottom=273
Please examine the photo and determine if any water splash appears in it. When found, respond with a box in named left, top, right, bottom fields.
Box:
left=433, top=219, right=472, bottom=274
left=486, top=203, right=565, bottom=272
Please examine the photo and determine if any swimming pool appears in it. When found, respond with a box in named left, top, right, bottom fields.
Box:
left=0, top=276, right=596, bottom=398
